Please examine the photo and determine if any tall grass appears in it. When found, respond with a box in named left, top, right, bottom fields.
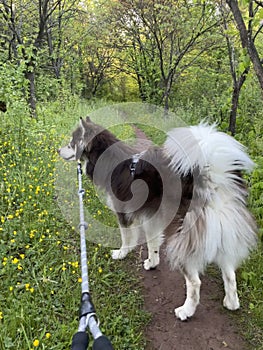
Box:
left=0, top=100, right=149, bottom=350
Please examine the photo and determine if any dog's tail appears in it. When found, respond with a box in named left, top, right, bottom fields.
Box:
left=164, top=123, right=257, bottom=271
left=164, top=123, right=254, bottom=200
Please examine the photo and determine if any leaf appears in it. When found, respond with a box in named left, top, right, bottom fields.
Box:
left=258, top=8, right=263, bottom=20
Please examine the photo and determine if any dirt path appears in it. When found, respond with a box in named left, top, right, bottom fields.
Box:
left=139, top=248, right=249, bottom=350
left=133, top=126, right=250, bottom=350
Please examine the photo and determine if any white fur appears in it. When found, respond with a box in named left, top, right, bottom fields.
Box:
left=164, top=123, right=254, bottom=177
left=111, top=215, right=164, bottom=270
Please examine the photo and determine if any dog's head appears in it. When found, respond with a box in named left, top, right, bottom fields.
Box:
left=58, top=116, right=101, bottom=161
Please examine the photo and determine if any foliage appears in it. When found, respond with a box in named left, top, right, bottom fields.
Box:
left=234, top=112, right=263, bottom=350
left=0, top=102, right=149, bottom=350
left=0, top=61, right=29, bottom=114
left=0, top=0, right=263, bottom=348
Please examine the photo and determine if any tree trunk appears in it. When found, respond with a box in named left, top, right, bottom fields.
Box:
left=228, top=70, right=248, bottom=135
left=229, top=86, right=239, bottom=136
left=25, top=69, right=37, bottom=118
left=226, top=0, right=263, bottom=91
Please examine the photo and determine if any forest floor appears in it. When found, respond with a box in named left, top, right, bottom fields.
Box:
left=133, top=126, right=251, bottom=350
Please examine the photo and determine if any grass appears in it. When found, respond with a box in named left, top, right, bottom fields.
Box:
left=0, top=98, right=262, bottom=349
left=0, top=101, right=150, bottom=350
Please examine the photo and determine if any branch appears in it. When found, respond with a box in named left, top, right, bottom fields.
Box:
left=226, top=0, right=249, bottom=48
left=253, top=22, right=263, bottom=40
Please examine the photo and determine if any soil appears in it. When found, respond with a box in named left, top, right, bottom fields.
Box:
left=139, top=247, right=249, bottom=350
left=133, top=126, right=250, bottom=350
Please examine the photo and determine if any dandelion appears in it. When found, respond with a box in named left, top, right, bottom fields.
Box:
left=0, top=311, right=3, bottom=320
left=72, top=261, right=79, bottom=268
left=33, top=339, right=39, bottom=347
left=45, top=333, right=51, bottom=339
left=98, top=267, right=103, bottom=274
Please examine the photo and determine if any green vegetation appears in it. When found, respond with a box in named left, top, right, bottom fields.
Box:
left=1, top=98, right=262, bottom=349
left=0, top=104, right=150, bottom=349
left=1, top=0, right=263, bottom=349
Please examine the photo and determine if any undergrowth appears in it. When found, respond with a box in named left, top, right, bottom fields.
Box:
left=0, top=102, right=149, bottom=350
left=0, top=99, right=262, bottom=349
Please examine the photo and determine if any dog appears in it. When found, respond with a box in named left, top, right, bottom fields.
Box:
left=59, top=116, right=257, bottom=320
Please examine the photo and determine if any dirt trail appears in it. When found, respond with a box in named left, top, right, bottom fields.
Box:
left=133, top=126, right=250, bottom=350
left=140, top=248, right=249, bottom=350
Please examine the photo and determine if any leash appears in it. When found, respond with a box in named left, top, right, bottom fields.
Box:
left=71, top=161, right=114, bottom=350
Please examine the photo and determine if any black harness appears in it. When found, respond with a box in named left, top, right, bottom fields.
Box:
left=129, top=152, right=145, bottom=177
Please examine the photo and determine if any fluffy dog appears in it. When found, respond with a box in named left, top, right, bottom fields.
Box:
left=59, top=117, right=257, bottom=320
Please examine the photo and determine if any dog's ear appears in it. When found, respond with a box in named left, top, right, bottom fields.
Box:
left=79, top=117, right=88, bottom=133
left=86, top=116, right=92, bottom=123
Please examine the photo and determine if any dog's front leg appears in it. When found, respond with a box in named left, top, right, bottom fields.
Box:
left=111, top=225, right=139, bottom=260
left=175, top=270, right=201, bottom=321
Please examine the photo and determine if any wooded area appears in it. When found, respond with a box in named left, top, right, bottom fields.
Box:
left=1, top=2, right=263, bottom=349
left=1, top=0, right=263, bottom=131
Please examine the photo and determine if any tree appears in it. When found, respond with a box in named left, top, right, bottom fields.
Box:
left=111, top=0, right=221, bottom=110
left=226, top=0, right=263, bottom=91
left=0, top=0, right=78, bottom=116
left=218, top=1, right=252, bottom=135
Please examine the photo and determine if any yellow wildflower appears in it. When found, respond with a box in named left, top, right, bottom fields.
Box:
left=33, top=339, right=39, bottom=347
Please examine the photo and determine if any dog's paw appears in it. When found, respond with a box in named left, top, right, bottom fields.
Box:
left=223, top=295, right=240, bottom=310
left=174, top=306, right=194, bottom=321
left=111, top=249, right=128, bottom=260
left=143, top=258, right=159, bottom=271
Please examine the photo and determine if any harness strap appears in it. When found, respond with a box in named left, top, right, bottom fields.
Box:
left=130, top=151, right=145, bottom=177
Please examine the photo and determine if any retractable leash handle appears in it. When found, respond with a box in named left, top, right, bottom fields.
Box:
left=92, top=335, right=114, bottom=350
left=71, top=162, right=114, bottom=350
left=71, top=332, right=89, bottom=350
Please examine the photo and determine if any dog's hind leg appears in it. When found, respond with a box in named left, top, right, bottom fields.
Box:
left=219, top=262, right=240, bottom=310
left=111, top=225, right=140, bottom=260
left=175, top=268, right=201, bottom=321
